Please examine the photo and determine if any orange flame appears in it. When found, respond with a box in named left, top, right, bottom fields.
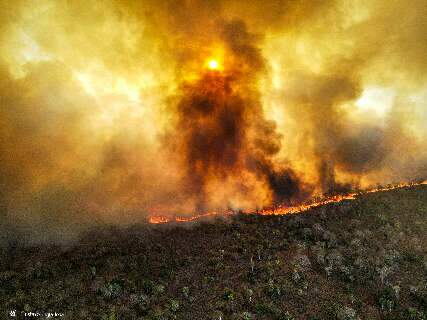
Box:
left=148, top=180, right=427, bottom=224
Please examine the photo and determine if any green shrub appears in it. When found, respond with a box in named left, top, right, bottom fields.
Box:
left=377, top=286, right=399, bottom=312
left=276, top=311, right=295, bottom=320
left=182, top=286, right=190, bottom=298
left=406, top=307, right=426, bottom=320
left=254, top=302, right=280, bottom=316
left=223, top=288, right=236, bottom=301
left=169, top=299, right=180, bottom=312
left=99, top=279, right=123, bottom=299
left=137, top=294, right=150, bottom=313
left=101, top=310, right=117, bottom=320
left=410, top=285, right=427, bottom=309
left=265, top=279, right=283, bottom=297
left=240, top=311, right=253, bottom=320
left=153, top=283, right=165, bottom=295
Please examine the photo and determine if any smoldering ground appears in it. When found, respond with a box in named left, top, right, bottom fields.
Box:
left=0, top=0, right=426, bottom=244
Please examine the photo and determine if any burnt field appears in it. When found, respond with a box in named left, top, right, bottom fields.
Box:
left=1, top=185, right=427, bottom=320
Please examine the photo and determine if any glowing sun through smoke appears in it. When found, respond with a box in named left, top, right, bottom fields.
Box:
left=206, top=58, right=222, bottom=71
left=208, top=59, right=219, bottom=70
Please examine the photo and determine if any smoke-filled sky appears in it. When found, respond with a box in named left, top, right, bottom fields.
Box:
left=1, top=0, right=426, bottom=243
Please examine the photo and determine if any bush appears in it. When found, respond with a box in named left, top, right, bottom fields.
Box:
left=244, top=288, right=253, bottom=303
left=336, top=306, right=357, bottom=320
left=153, top=284, right=165, bottom=295
left=101, top=311, right=117, bottom=320
left=137, top=294, right=150, bottom=313
left=240, top=311, right=253, bottom=320
left=265, top=279, right=283, bottom=297
left=169, top=299, right=180, bottom=312
left=406, top=307, right=426, bottom=320
left=182, top=286, right=190, bottom=298
left=276, top=311, right=295, bottom=320
left=223, top=288, right=236, bottom=301
left=99, top=279, right=123, bottom=299
left=377, top=286, right=399, bottom=312
left=254, top=302, right=280, bottom=316
left=410, top=285, right=427, bottom=308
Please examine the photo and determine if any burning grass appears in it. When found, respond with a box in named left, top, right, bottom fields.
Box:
left=149, top=180, right=427, bottom=224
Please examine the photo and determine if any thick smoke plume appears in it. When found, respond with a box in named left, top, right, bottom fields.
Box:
left=167, top=20, right=307, bottom=214
left=0, top=0, right=426, bottom=243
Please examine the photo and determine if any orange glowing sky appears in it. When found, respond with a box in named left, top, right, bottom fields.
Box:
left=0, top=0, right=426, bottom=239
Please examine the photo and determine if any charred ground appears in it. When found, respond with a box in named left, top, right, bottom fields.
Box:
left=1, top=185, right=427, bottom=320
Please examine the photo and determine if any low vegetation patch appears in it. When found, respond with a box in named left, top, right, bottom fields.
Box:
left=1, top=186, right=426, bottom=319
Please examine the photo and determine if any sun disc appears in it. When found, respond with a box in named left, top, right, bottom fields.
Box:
left=207, top=59, right=219, bottom=70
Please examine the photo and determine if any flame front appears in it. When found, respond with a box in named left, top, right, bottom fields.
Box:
left=149, top=180, right=427, bottom=224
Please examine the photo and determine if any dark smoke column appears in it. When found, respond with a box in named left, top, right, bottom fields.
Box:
left=169, top=20, right=309, bottom=213
left=175, top=70, right=248, bottom=211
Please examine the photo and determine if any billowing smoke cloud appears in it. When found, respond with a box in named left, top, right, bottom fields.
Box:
left=166, top=20, right=307, bottom=213
left=0, top=0, right=426, bottom=243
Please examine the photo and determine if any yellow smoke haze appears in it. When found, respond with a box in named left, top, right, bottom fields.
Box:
left=0, top=0, right=426, bottom=243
